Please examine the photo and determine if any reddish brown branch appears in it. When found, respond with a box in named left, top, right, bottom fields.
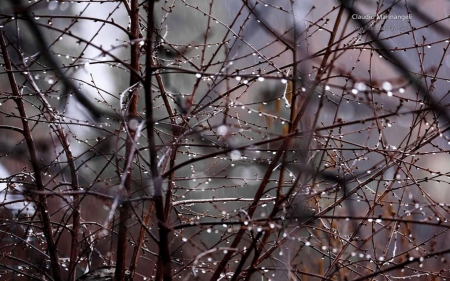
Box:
left=115, top=0, right=141, bottom=280
left=144, top=1, right=172, bottom=281
left=0, top=31, right=63, bottom=281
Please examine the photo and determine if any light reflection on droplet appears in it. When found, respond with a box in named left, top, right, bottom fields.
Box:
left=48, top=1, right=58, bottom=11
left=217, top=125, right=228, bottom=136
left=230, top=150, right=241, bottom=161
left=355, top=82, right=366, bottom=91
left=84, top=62, right=91, bottom=73
left=382, top=81, right=392, bottom=91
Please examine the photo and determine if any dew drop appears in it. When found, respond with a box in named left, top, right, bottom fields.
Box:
left=382, top=81, right=392, bottom=91
left=230, top=150, right=241, bottom=161
left=84, top=62, right=91, bottom=73
left=217, top=125, right=229, bottom=136
left=355, top=82, right=366, bottom=91
left=48, top=1, right=58, bottom=10
left=128, top=119, right=139, bottom=131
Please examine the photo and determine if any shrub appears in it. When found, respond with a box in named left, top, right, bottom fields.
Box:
left=0, top=0, right=450, bottom=280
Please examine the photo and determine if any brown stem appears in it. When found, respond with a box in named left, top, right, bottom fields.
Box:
left=115, top=0, right=141, bottom=280
left=0, top=31, right=63, bottom=281
left=129, top=55, right=177, bottom=280
left=144, top=1, right=172, bottom=281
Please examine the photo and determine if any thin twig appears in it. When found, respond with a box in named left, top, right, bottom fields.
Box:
left=0, top=30, right=63, bottom=281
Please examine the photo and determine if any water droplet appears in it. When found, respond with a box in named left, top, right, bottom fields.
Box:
left=84, top=62, right=91, bottom=73
left=382, top=81, right=392, bottom=91
left=195, top=73, right=202, bottom=78
left=355, top=82, right=366, bottom=91
left=351, top=88, right=358, bottom=94
left=128, top=119, right=139, bottom=131
left=60, top=2, right=70, bottom=11
left=217, top=125, right=229, bottom=136
left=48, top=1, right=58, bottom=11
left=281, top=78, right=287, bottom=84
left=258, top=77, right=265, bottom=82
left=230, top=150, right=241, bottom=161
left=235, top=76, right=241, bottom=81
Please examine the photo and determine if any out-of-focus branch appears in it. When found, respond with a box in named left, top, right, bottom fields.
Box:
left=18, top=45, right=82, bottom=281
left=340, top=1, right=450, bottom=126
left=7, top=0, right=119, bottom=121
left=0, top=30, right=63, bottom=281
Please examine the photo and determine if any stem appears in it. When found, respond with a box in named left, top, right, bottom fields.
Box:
left=0, top=31, right=63, bottom=281
left=115, top=0, right=141, bottom=280
left=144, top=1, right=172, bottom=281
